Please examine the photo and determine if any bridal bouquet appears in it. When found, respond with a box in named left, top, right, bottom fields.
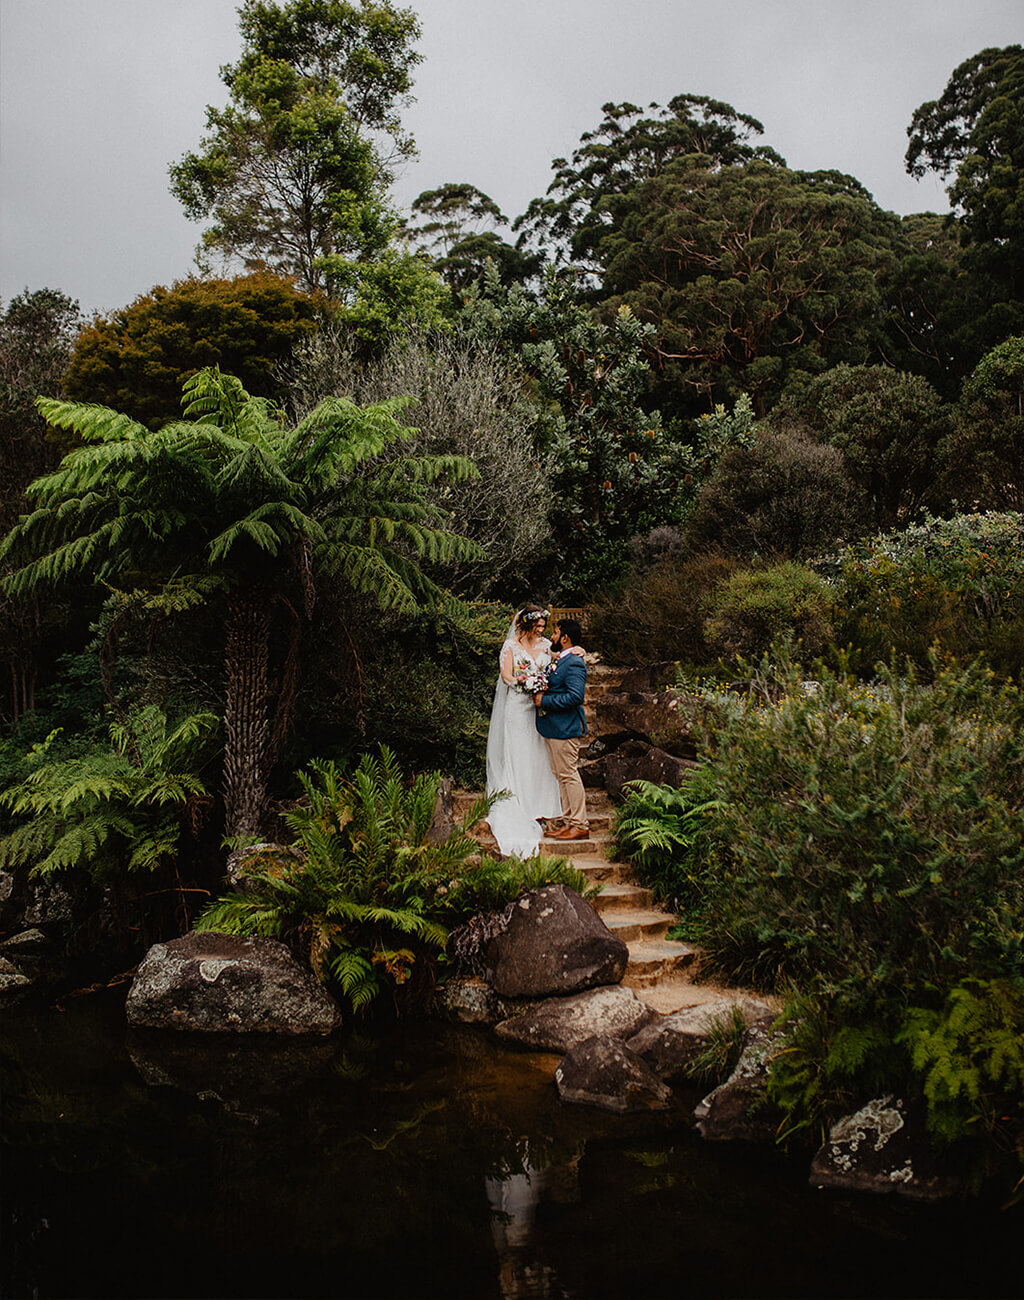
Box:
left=513, top=664, right=548, bottom=695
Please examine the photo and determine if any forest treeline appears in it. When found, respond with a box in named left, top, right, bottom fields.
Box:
left=2, top=3, right=1024, bottom=1185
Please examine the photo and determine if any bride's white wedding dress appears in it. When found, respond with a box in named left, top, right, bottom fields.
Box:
left=485, top=634, right=563, bottom=857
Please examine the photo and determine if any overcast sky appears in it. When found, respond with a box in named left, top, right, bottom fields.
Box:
left=1, top=0, right=1021, bottom=318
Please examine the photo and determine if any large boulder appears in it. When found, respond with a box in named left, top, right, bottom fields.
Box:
left=596, top=691, right=698, bottom=760
left=810, top=1096, right=966, bottom=1202
left=555, top=1035, right=673, bottom=1113
left=495, top=985, right=654, bottom=1053
left=627, top=997, right=776, bottom=1083
left=693, top=1020, right=783, bottom=1142
left=125, top=931, right=342, bottom=1034
left=603, top=741, right=695, bottom=800
left=486, top=885, right=628, bottom=998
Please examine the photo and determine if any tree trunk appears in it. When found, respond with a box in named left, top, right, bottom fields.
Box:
left=222, top=594, right=271, bottom=840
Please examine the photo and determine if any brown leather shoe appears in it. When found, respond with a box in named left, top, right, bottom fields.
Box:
left=551, top=825, right=589, bottom=840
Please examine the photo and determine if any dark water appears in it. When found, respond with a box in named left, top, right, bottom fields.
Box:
left=1, top=992, right=1019, bottom=1300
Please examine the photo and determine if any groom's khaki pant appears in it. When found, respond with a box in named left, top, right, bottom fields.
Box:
left=545, top=736, right=588, bottom=829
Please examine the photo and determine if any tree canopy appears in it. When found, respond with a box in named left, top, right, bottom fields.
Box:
left=65, top=273, right=324, bottom=429
left=169, top=0, right=422, bottom=298
left=599, top=159, right=902, bottom=414
left=515, top=95, right=783, bottom=271
left=906, top=45, right=1024, bottom=341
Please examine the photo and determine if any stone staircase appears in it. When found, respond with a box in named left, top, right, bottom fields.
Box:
left=460, top=660, right=733, bottom=1015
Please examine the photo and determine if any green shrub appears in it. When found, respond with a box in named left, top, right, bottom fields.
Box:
left=702, top=562, right=835, bottom=660
left=687, top=652, right=1024, bottom=997
left=685, top=427, right=867, bottom=560
left=829, top=511, right=1024, bottom=677
left=682, top=650, right=1024, bottom=1171
left=588, top=552, right=740, bottom=665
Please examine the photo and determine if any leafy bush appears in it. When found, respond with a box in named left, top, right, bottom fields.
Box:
left=197, top=748, right=594, bottom=1016
left=702, top=562, right=835, bottom=660
left=947, top=336, right=1024, bottom=510
left=685, top=427, right=867, bottom=560
left=588, top=552, right=740, bottom=665
left=688, top=653, right=1024, bottom=994
left=771, top=363, right=951, bottom=528
left=829, top=511, right=1024, bottom=677
left=677, top=651, right=1024, bottom=1165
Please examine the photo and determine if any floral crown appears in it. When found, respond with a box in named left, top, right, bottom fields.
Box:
left=521, top=608, right=549, bottom=624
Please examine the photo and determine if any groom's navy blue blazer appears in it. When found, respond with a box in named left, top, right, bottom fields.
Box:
left=536, top=654, right=587, bottom=740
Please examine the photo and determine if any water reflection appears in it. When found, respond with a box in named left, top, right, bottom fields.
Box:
left=486, top=1153, right=580, bottom=1299
left=1, top=993, right=1021, bottom=1300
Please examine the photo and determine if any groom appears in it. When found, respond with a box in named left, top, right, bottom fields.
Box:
left=533, top=618, right=589, bottom=841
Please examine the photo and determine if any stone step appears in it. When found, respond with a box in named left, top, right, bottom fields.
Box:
left=604, top=910, right=675, bottom=943
left=539, top=831, right=614, bottom=859
left=570, top=857, right=624, bottom=884
left=591, top=881, right=653, bottom=915
left=622, top=937, right=699, bottom=989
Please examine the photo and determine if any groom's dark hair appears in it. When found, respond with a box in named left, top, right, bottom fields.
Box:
left=557, top=617, right=583, bottom=646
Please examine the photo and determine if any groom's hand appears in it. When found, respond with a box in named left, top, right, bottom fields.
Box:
left=533, top=692, right=545, bottom=709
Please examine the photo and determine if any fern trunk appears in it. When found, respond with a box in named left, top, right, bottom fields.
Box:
left=222, top=593, right=271, bottom=840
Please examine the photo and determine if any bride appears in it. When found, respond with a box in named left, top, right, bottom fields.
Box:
left=485, top=606, right=573, bottom=857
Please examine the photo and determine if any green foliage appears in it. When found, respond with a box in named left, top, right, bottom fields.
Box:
left=688, top=1004, right=757, bottom=1089
left=516, top=94, right=781, bottom=271
left=598, top=160, right=902, bottom=417
left=286, top=325, right=551, bottom=596
left=766, top=997, right=906, bottom=1144
left=685, top=426, right=867, bottom=560
left=197, top=749, right=459, bottom=1012
left=907, top=45, right=1024, bottom=309
left=831, top=511, right=1024, bottom=677
left=464, top=265, right=692, bottom=596
left=685, top=651, right=1024, bottom=997
left=899, top=981, right=1024, bottom=1147
left=64, top=273, right=324, bottom=429
left=0, top=706, right=217, bottom=879
left=614, top=766, right=723, bottom=920
left=588, top=549, right=739, bottom=666
left=196, top=747, right=593, bottom=1015
left=0, top=288, right=82, bottom=722
left=1, top=365, right=480, bottom=838
left=677, top=650, right=1024, bottom=1169
left=770, top=364, right=951, bottom=529
left=949, top=336, right=1024, bottom=509
left=702, top=562, right=836, bottom=660
left=169, top=0, right=421, bottom=299
left=405, top=184, right=542, bottom=295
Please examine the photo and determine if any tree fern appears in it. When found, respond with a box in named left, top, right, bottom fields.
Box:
left=197, top=748, right=522, bottom=1016
left=0, top=706, right=217, bottom=880
left=7, top=366, right=484, bottom=841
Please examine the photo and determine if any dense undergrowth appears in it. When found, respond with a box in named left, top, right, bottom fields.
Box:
left=616, top=648, right=1024, bottom=1185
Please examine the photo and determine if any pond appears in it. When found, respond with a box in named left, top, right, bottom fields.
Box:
left=1, top=992, right=1019, bottom=1300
